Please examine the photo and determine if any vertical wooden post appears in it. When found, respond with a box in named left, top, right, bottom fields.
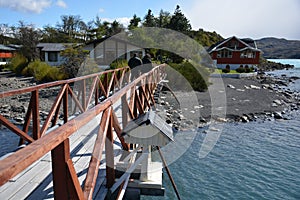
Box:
left=63, top=85, right=68, bottom=123
left=105, top=113, right=115, bottom=188
left=82, top=80, right=86, bottom=111
left=121, top=94, right=128, bottom=129
left=103, top=73, right=108, bottom=95
left=32, top=90, right=40, bottom=140
left=95, top=78, right=99, bottom=105
left=51, top=139, right=84, bottom=200
left=19, top=99, right=33, bottom=145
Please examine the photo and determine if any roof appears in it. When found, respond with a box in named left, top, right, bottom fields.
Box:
left=0, top=44, right=16, bottom=51
left=86, top=36, right=145, bottom=49
left=122, top=110, right=173, bottom=141
left=208, top=36, right=261, bottom=53
left=37, top=43, right=82, bottom=52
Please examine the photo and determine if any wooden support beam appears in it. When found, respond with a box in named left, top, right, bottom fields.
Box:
left=105, top=112, right=115, bottom=188
left=111, top=110, right=129, bottom=151
left=82, top=80, right=87, bottom=111
left=32, top=90, right=40, bottom=140
left=40, top=84, right=67, bottom=136
left=63, top=85, right=69, bottom=123
left=19, top=99, right=33, bottom=145
left=51, top=139, right=84, bottom=200
left=121, top=94, right=128, bottom=129
left=83, top=107, right=112, bottom=200
left=86, top=77, right=98, bottom=107
left=67, top=85, right=85, bottom=113
left=0, top=115, right=34, bottom=143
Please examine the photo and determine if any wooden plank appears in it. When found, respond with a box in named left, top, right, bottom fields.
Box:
left=0, top=159, right=51, bottom=200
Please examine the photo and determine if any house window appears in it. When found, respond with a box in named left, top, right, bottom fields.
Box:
left=217, top=49, right=232, bottom=58
left=48, top=52, right=58, bottom=62
left=240, top=50, right=255, bottom=58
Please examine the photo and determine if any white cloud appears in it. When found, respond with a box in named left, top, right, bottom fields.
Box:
left=185, top=0, right=300, bottom=40
left=98, top=8, right=105, bottom=13
left=56, top=0, right=67, bottom=8
left=0, top=0, right=51, bottom=13
left=102, top=17, right=131, bottom=28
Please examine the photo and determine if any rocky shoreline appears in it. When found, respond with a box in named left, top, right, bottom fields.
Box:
left=154, top=72, right=300, bottom=131
left=1, top=70, right=300, bottom=131
left=0, top=76, right=62, bottom=126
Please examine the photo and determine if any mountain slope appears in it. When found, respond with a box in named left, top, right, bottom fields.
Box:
left=256, top=37, right=300, bottom=59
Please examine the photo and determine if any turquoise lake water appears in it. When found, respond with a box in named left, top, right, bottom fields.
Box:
left=268, top=59, right=300, bottom=68
left=143, top=116, right=300, bottom=200
left=143, top=59, right=300, bottom=200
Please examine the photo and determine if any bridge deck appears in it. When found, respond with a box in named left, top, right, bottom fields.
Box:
left=0, top=98, right=124, bottom=200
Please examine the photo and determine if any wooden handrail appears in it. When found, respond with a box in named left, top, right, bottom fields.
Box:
left=0, top=67, right=131, bottom=143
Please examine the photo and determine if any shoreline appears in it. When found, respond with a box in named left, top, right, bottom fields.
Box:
left=0, top=69, right=300, bottom=131
left=155, top=72, right=300, bottom=130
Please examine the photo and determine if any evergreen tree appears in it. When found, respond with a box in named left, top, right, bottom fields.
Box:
left=108, top=20, right=124, bottom=36
left=168, top=5, right=191, bottom=33
left=128, top=14, right=141, bottom=30
left=142, top=9, right=156, bottom=27
left=157, top=10, right=171, bottom=28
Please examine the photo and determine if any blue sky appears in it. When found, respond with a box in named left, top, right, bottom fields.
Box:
left=0, top=0, right=300, bottom=40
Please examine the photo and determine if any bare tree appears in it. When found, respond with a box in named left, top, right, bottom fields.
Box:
left=13, top=21, right=41, bottom=62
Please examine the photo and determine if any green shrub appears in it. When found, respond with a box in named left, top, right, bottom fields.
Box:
left=221, top=64, right=230, bottom=73
left=110, top=59, right=128, bottom=69
left=23, top=61, right=67, bottom=82
left=167, top=61, right=209, bottom=92
left=236, top=67, right=245, bottom=73
left=222, top=68, right=230, bottom=73
left=8, top=54, right=28, bottom=74
left=244, top=65, right=253, bottom=73
left=44, top=67, right=67, bottom=81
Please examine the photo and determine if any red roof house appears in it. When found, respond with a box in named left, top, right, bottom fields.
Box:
left=208, top=36, right=261, bottom=69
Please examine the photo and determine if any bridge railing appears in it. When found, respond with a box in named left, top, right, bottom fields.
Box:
left=0, top=67, right=130, bottom=144
left=0, top=64, right=166, bottom=199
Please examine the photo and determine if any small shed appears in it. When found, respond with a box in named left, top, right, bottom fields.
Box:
left=122, top=110, right=173, bottom=147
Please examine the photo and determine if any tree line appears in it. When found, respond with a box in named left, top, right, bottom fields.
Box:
left=0, top=5, right=223, bottom=90
left=0, top=5, right=223, bottom=50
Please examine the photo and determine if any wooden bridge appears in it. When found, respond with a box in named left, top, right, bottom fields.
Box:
left=0, top=65, right=177, bottom=199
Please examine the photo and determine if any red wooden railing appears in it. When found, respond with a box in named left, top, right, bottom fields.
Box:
left=0, top=67, right=130, bottom=143
left=0, top=64, right=165, bottom=199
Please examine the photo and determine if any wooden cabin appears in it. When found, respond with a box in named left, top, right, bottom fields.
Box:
left=208, top=36, right=261, bottom=69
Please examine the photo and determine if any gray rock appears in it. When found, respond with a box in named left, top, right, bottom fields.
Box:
left=227, top=84, right=235, bottom=89
left=240, top=115, right=249, bottom=123
left=250, top=85, right=260, bottom=90
left=11, top=105, right=25, bottom=113
left=273, top=112, right=283, bottom=119
left=273, top=99, right=282, bottom=105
